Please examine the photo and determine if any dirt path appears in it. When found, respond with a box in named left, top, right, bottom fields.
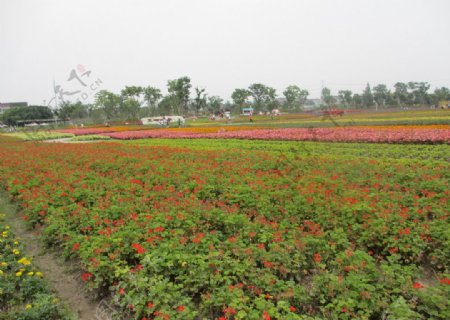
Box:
left=0, top=190, right=101, bottom=320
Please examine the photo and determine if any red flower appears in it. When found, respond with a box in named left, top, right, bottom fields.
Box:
left=413, top=282, right=424, bottom=289
left=176, top=305, right=185, bottom=312
left=223, top=307, right=236, bottom=315
left=154, top=226, right=165, bottom=232
left=119, top=288, right=125, bottom=295
left=342, top=307, right=348, bottom=313
left=263, top=310, right=271, bottom=320
left=72, top=243, right=80, bottom=251
left=81, top=273, right=92, bottom=282
left=313, top=253, right=321, bottom=263
left=130, top=178, right=143, bottom=185
left=147, top=302, right=154, bottom=308
left=228, top=236, right=237, bottom=243
left=132, top=243, right=146, bottom=254
left=439, top=278, right=450, bottom=285
left=290, top=306, right=296, bottom=312
left=389, top=247, right=398, bottom=254
left=398, top=228, right=411, bottom=235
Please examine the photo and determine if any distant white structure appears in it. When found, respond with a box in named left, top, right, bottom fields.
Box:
left=241, top=107, right=254, bottom=116
left=140, top=116, right=185, bottom=126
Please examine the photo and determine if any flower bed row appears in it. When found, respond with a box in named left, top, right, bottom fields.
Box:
left=55, top=128, right=118, bottom=135
left=2, top=132, right=74, bottom=141
left=100, top=127, right=450, bottom=143
left=54, top=125, right=266, bottom=136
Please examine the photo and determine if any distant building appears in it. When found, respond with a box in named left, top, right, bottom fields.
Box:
left=0, top=102, right=28, bottom=114
left=241, top=107, right=254, bottom=116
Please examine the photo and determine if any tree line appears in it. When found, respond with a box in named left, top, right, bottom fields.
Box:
left=1, top=78, right=449, bottom=125
left=325, top=82, right=450, bottom=110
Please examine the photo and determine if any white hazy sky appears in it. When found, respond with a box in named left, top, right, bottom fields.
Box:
left=1, top=0, right=450, bottom=105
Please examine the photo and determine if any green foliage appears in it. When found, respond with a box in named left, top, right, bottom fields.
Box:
left=71, top=134, right=111, bottom=141
left=1, top=106, right=53, bottom=126
left=321, top=87, right=334, bottom=107
left=2, top=131, right=74, bottom=141
left=55, top=101, right=76, bottom=122
left=94, top=90, right=121, bottom=121
left=167, top=76, right=191, bottom=115
left=231, top=88, right=251, bottom=108
left=207, top=96, right=223, bottom=113
left=248, top=83, right=277, bottom=112
left=283, top=85, right=309, bottom=111
left=362, top=83, right=374, bottom=108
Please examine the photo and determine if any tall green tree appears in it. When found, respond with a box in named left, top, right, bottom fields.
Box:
left=158, top=95, right=175, bottom=115
left=193, top=87, right=207, bottom=115
left=373, top=84, right=389, bottom=109
left=167, top=76, right=191, bottom=115
left=266, top=86, right=278, bottom=111
left=362, top=83, right=374, bottom=108
left=70, top=101, right=89, bottom=119
left=94, top=90, right=121, bottom=120
left=321, top=87, right=334, bottom=107
left=338, top=90, right=353, bottom=108
left=352, top=94, right=362, bottom=108
left=120, top=97, right=141, bottom=120
left=121, top=86, right=144, bottom=120
left=207, top=96, right=223, bottom=113
left=282, top=87, right=308, bottom=111
left=394, top=82, right=408, bottom=107
left=56, top=101, right=76, bottom=123
left=431, top=87, right=450, bottom=104
left=248, top=83, right=269, bottom=111
left=231, top=89, right=251, bottom=109
left=143, top=86, right=162, bottom=110
left=411, top=82, right=430, bottom=105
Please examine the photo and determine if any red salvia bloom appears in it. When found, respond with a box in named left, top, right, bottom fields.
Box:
left=132, top=243, right=146, bottom=254
left=413, top=282, right=424, bottom=289
left=313, top=253, right=321, bottom=263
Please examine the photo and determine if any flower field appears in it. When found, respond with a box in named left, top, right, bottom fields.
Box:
left=0, top=135, right=449, bottom=319
left=99, top=126, right=450, bottom=143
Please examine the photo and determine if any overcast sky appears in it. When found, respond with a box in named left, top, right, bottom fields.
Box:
left=1, top=0, right=450, bottom=105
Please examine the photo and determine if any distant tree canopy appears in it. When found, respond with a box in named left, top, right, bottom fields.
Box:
left=0, top=105, right=53, bottom=126
left=24, top=79, right=448, bottom=124
left=318, top=82, right=449, bottom=109
left=283, top=85, right=309, bottom=111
